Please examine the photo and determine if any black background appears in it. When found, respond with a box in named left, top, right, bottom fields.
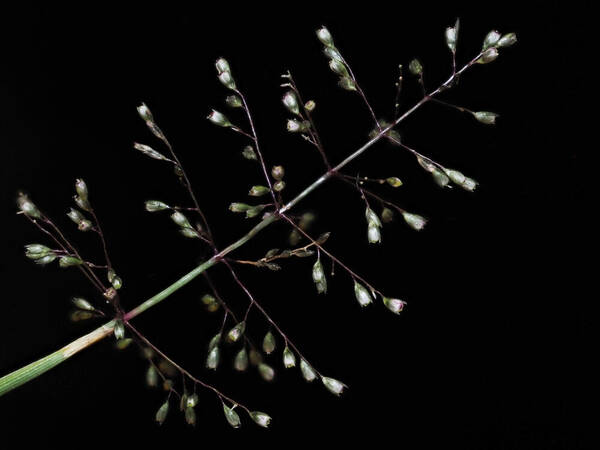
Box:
left=0, top=2, right=585, bottom=448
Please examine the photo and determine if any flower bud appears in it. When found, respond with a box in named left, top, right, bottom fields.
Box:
left=338, top=77, right=357, bottom=91
left=432, top=168, right=450, bottom=188
left=25, top=244, right=50, bottom=254
left=72, top=297, right=95, bottom=311
left=206, top=345, right=220, bottom=370
left=354, top=281, right=373, bottom=307
left=417, top=155, right=436, bottom=173
left=104, top=287, right=117, bottom=300
left=445, top=18, right=459, bottom=52
left=291, top=252, right=311, bottom=262
left=365, top=207, right=382, bottom=228
left=476, top=47, right=499, bottom=64
left=108, top=270, right=123, bottom=290
left=444, top=169, right=466, bottom=185
left=146, top=365, right=159, bottom=387
left=179, top=394, right=188, bottom=412
left=367, top=224, right=381, bottom=244
left=265, top=248, right=280, bottom=259
left=262, top=331, right=276, bottom=354
left=146, top=121, right=165, bottom=140
left=323, top=46, right=342, bottom=62
left=234, top=348, right=248, bottom=371
left=258, top=363, right=275, bottom=382
left=185, top=406, right=197, bottom=426
left=282, top=91, right=300, bottom=115
left=67, top=208, right=85, bottom=224
left=328, top=59, right=349, bottom=77
left=409, top=58, right=423, bottom=76
left=383, top=296, right=407, bottom=314
left=242, top=146, right=257, bottom=160
left=170, top=211, right=192, bottom=229
left=201, top=294, right=215, bottom=306
left=483, top=30, right=501, bottom=50
left=35, top=254, right=57, bottom=265
left=461, top=177, right=478, bottom=192
left=74, top=195, right=91, bottom=212
left=17, top=193, right=41, bottom=218
left=215, top=57, right=231, bottom=74
left=300, top=359, right=317, bottom=382
left=321, top=376, right=347, bottom=396
left=248, top=185, right=270, bottom=197
left=59, top=256, right=84, bottom=268
left=445, top=27, right=457, bottom=52
left=207, top=110, right=232, bottom=128
left=155, top=400, right=169, bottom=425
left=180, top=228, right=200, bottom=239
left=113, top=319, right=125, bottom=340
left=289, top=229, right=301, bottom=246
left=366, top=207, right=382, bottom=244
left=316, top=26, right=334, bottom=47
left=145, top=200, right=170, bottom=212
left=223, top=404, right=241, bottom=428
left=402, top=211, right=427, bottom=231
left=249, top=411, right=271, bottom=428
left=201, top=294, right=219, bottom=312
left=473, top=111, right=499, bottom=125
left=271, top=165, right=285, bottom=181
left=226, top=321, right=246, bottom=343
left=115, top=338, right=133, bottom=349
left=75, top=179, right=89, bottom=202
left=79, top=219, right=93, bottom=231
left=274, top=180, right=286, bottom=192
left=312, top=257, right=327, bottom=294
left=386, top=177, right=403, bottom=187
left=249, top=348, right=263, bottom=366
left=25, top=244, right=52, bottom=260
left=229, top=202, right=252, bottom=213
left=186, top=393, right=199, bottom=408
left=298, top=211, right=315, bottom=228
left=137, top=102, right=154, bottom=122
left=305, top=100, right=316, bottom=111
left=67, top=208, right=92, bottom=231
left=497, top=32, right=517, bottom=48
left=133, top=142, right=170, bottom=161
left=381, top=207, right=394, bottom=223
left=286, top=119, right=308, bottom=133
left=225, top=95, right=243, bottom=108
left=245, top=204, right=266, bottom=218
left=283, top=346, right=296, bottom=368
left=70, top=310, right=93, bottom=322
left=208, top=332, right=221, bottom=352
left=218, top=70, right=237, bottom=90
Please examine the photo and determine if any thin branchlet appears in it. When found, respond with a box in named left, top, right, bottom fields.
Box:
left=220, top=258, right=323, bottom=377
left=281, top=214, right=383, bottom=298
left=283, top=71, right=331, bottom=169
left=20, top=212, right=108, bottom=296
left=126, top=322, right=253, bottom=413
left=235, top=88, right=280, bottom=210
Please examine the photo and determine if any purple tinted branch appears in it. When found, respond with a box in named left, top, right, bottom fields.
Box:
left=126, top=322, right=253, bottom=413
left=235, top=89, right=280, bottom=210
left=281, top=214, right=383, bottom=298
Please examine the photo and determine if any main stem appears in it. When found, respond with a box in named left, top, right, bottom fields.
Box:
left=1, top=75, right=450, bottom=396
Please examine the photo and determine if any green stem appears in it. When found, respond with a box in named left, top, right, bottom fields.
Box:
left=0, top=321, right=115, bottom=396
